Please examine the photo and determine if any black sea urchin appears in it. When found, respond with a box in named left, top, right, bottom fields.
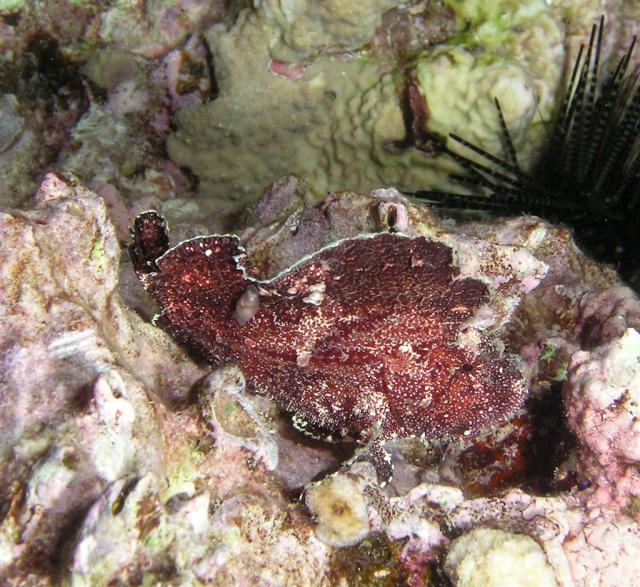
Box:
left=407, top=17, right=640, bottom=289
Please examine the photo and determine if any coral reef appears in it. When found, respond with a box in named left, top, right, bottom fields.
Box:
left=0, top=174, right=205, bottom=581
left=258, top=0, right=402, bottom=62
left=411, top=16, right=640, bottom=290
left=566, top=325, right=640, bottom=508
left=2, top=0, right=640, bottom=585
left=1, top=0, right=637, bottom=222
left=3, top=172, right=639, bottom=584
left=0, top=0, right=223, bottom=218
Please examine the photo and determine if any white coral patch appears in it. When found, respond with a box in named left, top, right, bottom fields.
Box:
left=564, top=515, right=640, bottom=587
left=444, top=527, right=557, bottom=587
left=567, top=328, right=640, bottom=456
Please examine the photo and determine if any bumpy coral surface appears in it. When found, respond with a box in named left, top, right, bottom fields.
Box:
left=566, top=321, right=640, bottom=508
left=167, top=0, right=572, bottom=215
left=0, top=174, right=205, bottom=582
left=305, top=472, right=371, bottom=547
left=257, top=0, right=401, bottom=62
left=444, top=527, right=557, bottom=587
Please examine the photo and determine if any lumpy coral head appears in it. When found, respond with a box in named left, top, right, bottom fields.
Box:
left=130, top=211, right=525, bottom=444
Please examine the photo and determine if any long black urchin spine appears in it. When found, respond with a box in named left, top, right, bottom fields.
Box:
left=406, top=16, right=640, bottom=288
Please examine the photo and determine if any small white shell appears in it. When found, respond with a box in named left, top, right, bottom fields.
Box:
left=234, top=284, right=260, bottom=325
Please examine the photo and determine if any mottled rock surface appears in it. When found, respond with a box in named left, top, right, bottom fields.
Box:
left=2, top=174, right=639, bottom=585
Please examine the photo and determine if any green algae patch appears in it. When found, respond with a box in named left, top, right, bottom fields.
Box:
left=89, top=234, right=108, bottom=274
left=0, top=0, right=25, bottom=14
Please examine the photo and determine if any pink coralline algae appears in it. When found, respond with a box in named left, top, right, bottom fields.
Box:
left=565, top=312, right=640, bottom=508
left=131, top=211, right=527, bottom=479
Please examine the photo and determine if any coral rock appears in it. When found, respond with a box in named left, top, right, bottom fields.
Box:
left=444, top=527, right=557, bottom=587
left=0, top=173, right=204, bottom=579
left=306, top=471, right=371, bottom=547
left=565, top=327, right=640, bottom=508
